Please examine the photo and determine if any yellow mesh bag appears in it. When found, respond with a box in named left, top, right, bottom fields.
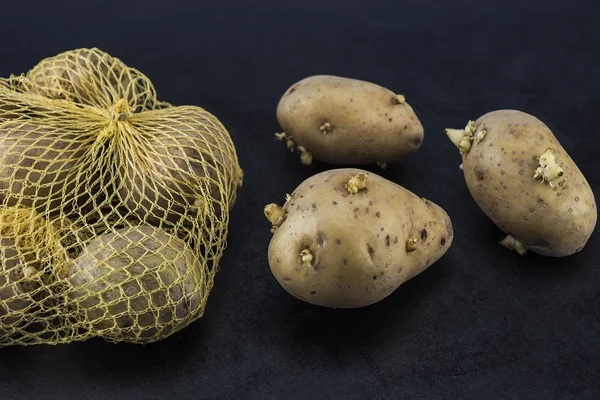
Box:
left=0, top=48, right=243, bottom=346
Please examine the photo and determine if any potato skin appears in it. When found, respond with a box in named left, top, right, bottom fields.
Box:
left=276, top=75, right=424, bottom=165
left=120, top=107, right=243, bottom=225
left=24, top=48, right=160, bottom=112
left=0, top=237, right=37, bottom=339
left=267, top=169, right=453, bottom=308
left=460, top=110, right=596, bottom=256
left=0, top=123, right=87, bottom=213
left=67, top=224, right=204, bottom=343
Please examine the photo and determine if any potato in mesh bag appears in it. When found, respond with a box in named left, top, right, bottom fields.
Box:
left=0, top=207, right=70, bottom=343
left=66, top=224, right=205, bottom=344
left=0, top=48, right=242, bottom=346
left=118, top=105, right=243, bottom=225
left=22, top=47, right=167, bottom=112
left=0, top=119, right=91, bottom=213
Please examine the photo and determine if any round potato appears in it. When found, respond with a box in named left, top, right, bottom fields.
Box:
left=0, top=122, right=88, bottom=213
left=67, top=224, right=204, bottom=343
left=445, top=110, right=596, bottom=256
left=24, top=48, right=160, bottom=112
left=264, top=169, right=453, bottom=308
left=276, top=75, right=424, bottom=166
left=118, top=106, right=243, bottom=226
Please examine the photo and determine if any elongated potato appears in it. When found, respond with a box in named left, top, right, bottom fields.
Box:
left=264, top=169, right=453, bottom=308
left=276, top=75, right=424, bottom=166
left=445, top=110, right=596, bottom=256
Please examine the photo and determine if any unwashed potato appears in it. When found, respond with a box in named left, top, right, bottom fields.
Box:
left=119, top=106, right=243, bottom=226
left=0, top=82, right=25, bottom=120
left=24, top=48, right=161, bottom=112
left=0, top=207, right=66, bottom=341
left=0, top=236, right=39, bottom=339
left=276, top=75, right=424, bottom=166
left=67, top=224, right=204, bottom=343
left=264, top=169, right=453, bottom=308
left=445, top=110, right=596, bottom=256
left=0, top=122, right=88, bottom=213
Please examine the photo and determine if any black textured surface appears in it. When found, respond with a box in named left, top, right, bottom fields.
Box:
left=1, top=0, right=599, bottom=399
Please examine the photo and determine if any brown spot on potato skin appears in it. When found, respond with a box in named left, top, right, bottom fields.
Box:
left=474, top=167, right=485, bottom=180
left=316, top=231, right=326, bottom=247
left=342, top=259, right=348, bottom=267
left=385, top=235, right=391, bottom=246
left=376, top=212, right=381, bottom=217
left=336, top=239, right=342, bottom=246
left=332, top=201, right=338, bottom=205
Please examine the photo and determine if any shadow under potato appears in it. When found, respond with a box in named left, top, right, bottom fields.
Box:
left=0, top=319, right=206, bottom=383
left=274, top=259, right=449, bottom=354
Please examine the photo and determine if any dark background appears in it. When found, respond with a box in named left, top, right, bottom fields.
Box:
left=1, top=0, right=599, bottom=399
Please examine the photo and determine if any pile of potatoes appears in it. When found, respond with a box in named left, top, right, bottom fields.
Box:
left=266, top=74, right=596, bottom=309
left=0, top=48, right=242, bottom=346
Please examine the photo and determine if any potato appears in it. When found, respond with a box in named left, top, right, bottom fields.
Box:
left=0, top=207, right=66, bottom=341
left=275, top=75, right=424, bottom=166
left=0, top=122, right=88, bottom=213
left=264, top=169, right=453, bottom=308
left=119, top=106, right=243, bottom=225
left=0, top=82, right=24, bottom=120
left=445, top=110, right=597, bottom=256
left=24, top=48, right=160, bottom=112
left=67, top=224, right=204, bottom=343
left=0, top=236, right=39, bottom=339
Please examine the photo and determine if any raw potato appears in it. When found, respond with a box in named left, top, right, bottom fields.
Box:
left=276, top=75, right=424, bottom=166
left=0, top=207, right=67, bottom=340
left=24, top=48, right=160, bottom=112
left=0, top=237, right=39, bottom=339
left=264, top=169, right=453, bottom=308
left=0, top=122, right=88, bottom=213
left=119, top=106, right=244, bottom=225
left=67, top=224, right=204, bottom=343
left=445, top=110, right=597, bottom=256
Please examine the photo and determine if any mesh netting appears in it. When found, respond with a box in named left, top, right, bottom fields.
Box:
left=0, top=48, right=243, bottom=346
